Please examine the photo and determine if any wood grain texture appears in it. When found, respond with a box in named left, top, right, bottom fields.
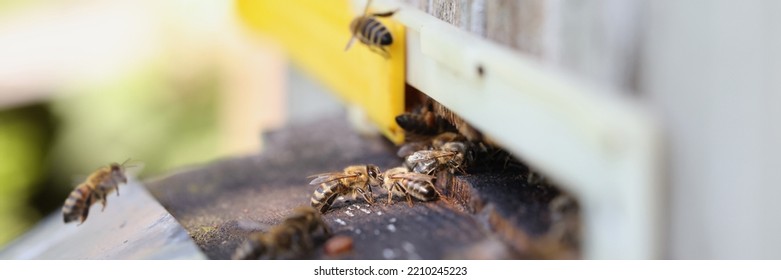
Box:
left=402, top=0, right=643, bottom=92
left=485, top=0, right=544, bottom=57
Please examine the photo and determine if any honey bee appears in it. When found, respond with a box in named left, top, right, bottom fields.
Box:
left=232, top=206, right=331, bottom=260
left=395, top=95, right=458, bottom=140
left=399, top=85, right=488, bottom=145
left=397, top=132, right=465, bottom=158
left=381, top=166, right=439, bottom=206
left=309, top=164, right=382, bottom=213
left=395, top=111, right=434, bottom=135
left=62, top=161, right=129, bottom=224
left=395, top=110, right=454, bottom=141
left=405, top=142, right=467, bottom=175
left=431, top=100, right=484, bottom=143
left=345, top=0, right=398, bottom=59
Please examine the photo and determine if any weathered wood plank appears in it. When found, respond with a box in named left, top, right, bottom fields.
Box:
left=146, top=114, right=576, bottom=259
left=402, top=0, right=643, bottom=92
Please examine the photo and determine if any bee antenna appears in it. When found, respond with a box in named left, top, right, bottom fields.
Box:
left=363, top=0, right=373, bottom=16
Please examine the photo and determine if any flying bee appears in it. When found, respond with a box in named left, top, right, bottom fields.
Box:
left=233, top=206, right=330, bottom=260
left=405, top=142, right=467, bottom=175
left=345, top=0, right=398, bottom=59
left=381, top=166, right=439, bottom=206
left=62, top=161, right=130, bottom=224
left=309, top=164, right=383, bottom=213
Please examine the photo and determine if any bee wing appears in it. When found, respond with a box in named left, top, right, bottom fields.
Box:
left=397, top=142, right=428, bottom=158
left=406, top=150, right=455, bottom=163
left=362, top=0, right=373, bottom=16
left=345, top=0, right=373, bottom=51
left=308, top=172, right=359, bottom=185
left=389, top=172, right=436, bottom=181
left=344, top=36, right=357, bottom=51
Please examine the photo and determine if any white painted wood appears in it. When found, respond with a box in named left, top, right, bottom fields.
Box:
left=643, top=0, right=781, bottom=259
left=374, top=0, right=663, bottom=258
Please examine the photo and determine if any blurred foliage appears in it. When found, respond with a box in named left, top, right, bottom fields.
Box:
left=48, top=61, right=220, bottom=182
left=0, top=0, right=246, bottom=249
left=0, top=0, right=47, bottom=16
left=0, top=105, right=54, bottom=246
left=0, top=58, right=222, bottom=248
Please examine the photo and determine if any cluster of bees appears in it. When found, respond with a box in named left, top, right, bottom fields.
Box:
left=232, top=99, right=509, bottom=259
left=308, top=162, right=439, bottom=214
left=232, top=141, right=469, bottom=260
left=309, top=95, right=489, bottom=213
left=62, top=161, right=130, bottom=225
left=233, top=12, right=525, bottom=254
left=232, top=2, right=427, bottom=260
left=308, top=132, right=479, bottom=214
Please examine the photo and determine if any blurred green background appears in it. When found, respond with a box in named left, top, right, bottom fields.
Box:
left=0, top=66, right=220, bottom=246
left=0, top=0, right=283, bottom=247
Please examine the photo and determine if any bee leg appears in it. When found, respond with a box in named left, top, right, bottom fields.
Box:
left=78, top=196, right=92, bottom=225
left=397, top=183, right=414, bottom=207
left=385, top=184, right=398, bottom=204
left=365, top=42, right=390, bottom=59
left=78, top=209, right=88, bottom=225
left=359, top=183, right=375, bottom=204
left=405, top=194, right=414, bottom=207
left=430, top=182, right=444, bottom=200
left=97, top=191, right=108, bottom=211
left=357, top=188, right=374, bottom=205
left=372, top=45, right=390, bottom=59
left=78, top=214, right=87, bottom=225
left=371, top=9, right=398, bottom=17
left=318, top=193, right=340, bottom=214
left=386, top=188, right=393, bottom=204
left=366, top=182, right=375, bottom=203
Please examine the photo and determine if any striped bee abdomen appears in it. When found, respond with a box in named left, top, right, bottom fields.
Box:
left=310, top=181, right=342, bottom=214
left=405, top=180, right=438, bottom=201
left=360, top=18, right=392, bottom=46
left=345, top=2, right=397, bottom=59
left=62, top=184, right=93, bottom=224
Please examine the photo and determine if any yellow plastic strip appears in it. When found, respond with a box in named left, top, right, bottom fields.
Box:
left=236, top=0, right=406, bottom=144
